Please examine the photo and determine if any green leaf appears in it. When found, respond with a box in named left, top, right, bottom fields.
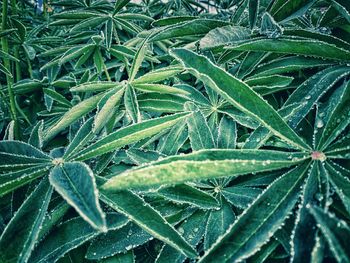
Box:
left=156, top=210, right=207, bottom=263
left=0, top=165, right=51, bottom=197
left=0, top=141, right=52, bottom=171
left=199, top=161, right=311, bottom=263
left=158, top=184, right=219, bottom=209
left=102, top=149, right=308, bottom=190
left=100, top=189, right=197, bottom=258
left=124, top=85, right=141, bottom=123
left=309, top=206, right=350, bottom=263
left=227, top=38, right=350, bottom=61
left=70, top=81, right=122, bottom=92
left=291, top=163, right=319, bottom=262
left=326, top=162, right=350, bottom=215
left=94, top=88, right=124, bottom=133
left=49, top=162, right=107, bottom=231
left=199, top=25, right=250, bottom=50
left=132, top=83, right=188, bottom=95
left=28, top=120, right=44, bottom=149
left=44, top=93, right=105, bottom=142
left=63, top=118, right=94, bottom=160
left=249, top=0, right=260, bottom=29
left=204, top=199, right=235, bottom=250
left=269, top=0, right=316, bottom=22
left=29, top=214, right=128, bottom=263
left=0, top=177, right=53, bottom=263
left=132, top=66, right=183, bottom=84
left=86, top=223, right=151, bottom=260
left=317, top=81, right=350, bottom=150
left=157, top=120, right=187, bottom=155
left=129, top=39, right=148, bottom=82
left=149, top=19, right=229, bottom=42
left=222, top=186, right=262, bottom=209
left=170, top=48, right=310, bottom=151
left=244, top=66, right=350, bottom=149
left=73, top=112, right=190, bottom=161
left=185, top=102, right=215, bottom=150
left=217, top=115, right=237, bottom=149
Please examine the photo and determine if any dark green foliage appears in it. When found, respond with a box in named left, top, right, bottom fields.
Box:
left=1, top=0, right=350, bottom=262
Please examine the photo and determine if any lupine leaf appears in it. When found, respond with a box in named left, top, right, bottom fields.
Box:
left=100, top=189, right=197, bottom=258
left=309, top=206, right=350, bottom=262
left=102, top=149, right=308, bottom=190
left=0, top=141, right=52, bottom=171
left=49, top=162, right=107, bottom=231
left=170, top=48, right=310, bottom=151
left=73, top=112, right=190, bottom=161
left=0, top=177, right=53, bottom=263
left=29, top=214, right=128, bottom=263
left=199, top=161, right=311, bottom=263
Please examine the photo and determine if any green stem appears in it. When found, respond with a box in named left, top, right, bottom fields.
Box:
left=2, top=0, right=19, bottom=138
left=14, top=46, right=21, bottom=82
left=103, top=63, right=111, bottom=81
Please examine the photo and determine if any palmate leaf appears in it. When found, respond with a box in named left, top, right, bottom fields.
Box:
left=73, top=112, right=190, bottom=161
left=244, top=65, right=350, bottom=149
left=170, top=48, right=311, bottom=151
left=0, top=177, right=52, bottom=263
left=309, top=206, right=350, bottom=262
left=102, top=149, right=308, bottom=190
left=49, top=162, right=107, bottom=231
left=29, top=214, right=128, bottom=263
left=199, top=161, right=311, bottom=263
left=0, top=141, right=52, bottom=171
left=99, top=189, right=197, bottom=258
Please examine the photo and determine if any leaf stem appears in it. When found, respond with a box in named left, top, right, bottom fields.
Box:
left=2, top=0, right=19, bottom=138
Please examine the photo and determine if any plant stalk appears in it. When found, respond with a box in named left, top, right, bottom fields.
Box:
left=2, top=0, right=19, bottom=138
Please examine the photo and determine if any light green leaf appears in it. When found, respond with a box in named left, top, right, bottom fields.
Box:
left=73, top=112, right=190, bottom=161
left=170, top=48, right=310, bottom=151
left=129, top=39, right=148, bottom=82
left=44, top=93, right=104, bottom=142
left=199, top=25, right=250, bottom=50
left=49, top=162, right=107, bottom=231
left=132, top=83, right=188, bottom=95
left=227, top=38, right=350, bottom=61
left=102, top=149, right=308, bottom=190
left=70, top=81, right=122, bottom=92
left=149, top=19, right=229, bottom=42
left=132, top=66, right=183, bottom=84
left=94, top=88, right=124, bottom=133
left=217, top=115, right=237, bottom=149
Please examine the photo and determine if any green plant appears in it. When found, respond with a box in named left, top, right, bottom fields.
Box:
left=1, top=0, right=350, bottom=262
